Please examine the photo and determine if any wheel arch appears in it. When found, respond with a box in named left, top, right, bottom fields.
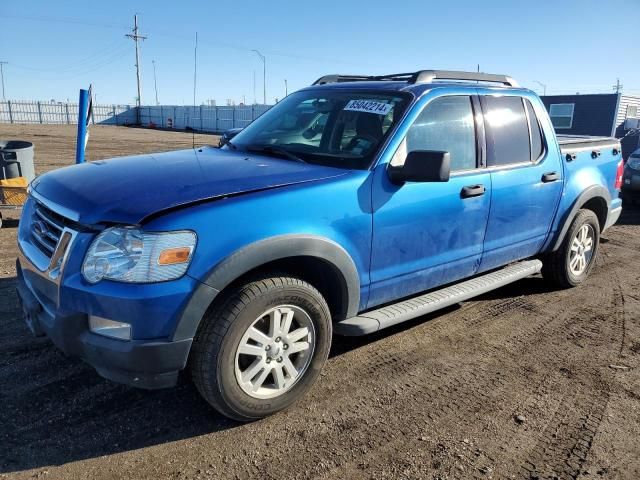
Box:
left=172, top=235, right=361, bottom=341
left=550, top=185, right=610, bottom=252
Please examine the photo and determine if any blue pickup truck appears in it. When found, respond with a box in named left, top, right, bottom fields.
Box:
left=16, top=70, right=624, bottom=421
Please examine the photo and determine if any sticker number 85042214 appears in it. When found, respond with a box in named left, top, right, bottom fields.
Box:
left=344, top=99, right=393, bottom=115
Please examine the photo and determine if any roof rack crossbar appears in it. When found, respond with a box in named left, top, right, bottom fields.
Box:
left=413, top=70, right=519, bottom=87
left=312, top=74, right=373, bottom=85
left=311, top=70, right=519, bottom=87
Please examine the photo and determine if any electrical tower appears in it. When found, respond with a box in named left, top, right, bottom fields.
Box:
left=126, top=15, right=147, bottom=123
left=613, top=78, right=623, bottom=93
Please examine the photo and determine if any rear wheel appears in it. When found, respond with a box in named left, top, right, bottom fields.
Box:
left=542, top=209, right=600, bottom=288
left=191, top=274, right=332, bottom=421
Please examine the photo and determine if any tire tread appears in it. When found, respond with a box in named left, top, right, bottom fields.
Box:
left=191, top=273, right=330, bottom=421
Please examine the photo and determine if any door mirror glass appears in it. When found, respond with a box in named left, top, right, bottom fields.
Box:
left=388, top=150, right=451, bottom=184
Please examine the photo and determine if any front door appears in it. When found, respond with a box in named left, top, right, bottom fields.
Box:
left=369, top=94, right=491, bottom=309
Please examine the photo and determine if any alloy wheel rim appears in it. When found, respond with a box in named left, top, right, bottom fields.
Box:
left=234, top=305, right=315, bottom=399
left=569, top=224, right=595, bottom=276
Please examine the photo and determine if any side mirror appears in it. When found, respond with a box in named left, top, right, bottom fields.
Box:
left=388, top=150, right=451, bottom=184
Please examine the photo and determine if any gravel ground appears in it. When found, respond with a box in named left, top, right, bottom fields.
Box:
left=1, top=124, right=639, bottom=480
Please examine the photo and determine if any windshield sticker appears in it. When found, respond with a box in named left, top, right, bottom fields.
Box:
left=344, top=99, right=393, bottom=115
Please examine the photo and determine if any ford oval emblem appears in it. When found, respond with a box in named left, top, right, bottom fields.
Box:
left=32, top=220, right=48, bottom=238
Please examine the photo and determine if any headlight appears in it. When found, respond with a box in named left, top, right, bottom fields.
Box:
left=628, top=158, right=640, bottom=170
left=82, top=227, right=196, bottom=284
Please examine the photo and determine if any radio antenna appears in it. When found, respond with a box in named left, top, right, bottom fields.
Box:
left=192, top=31, right=198, bottom=149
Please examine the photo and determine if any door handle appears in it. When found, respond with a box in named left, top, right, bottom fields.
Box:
left=541, top=171, right=560, bottom=183
left=460, top=184, right=486, bottom=199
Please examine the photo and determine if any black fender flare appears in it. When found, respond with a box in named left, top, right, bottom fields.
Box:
left=550, top=185, right=610, bottom=252
left=171, top=234, right=361, bottom=341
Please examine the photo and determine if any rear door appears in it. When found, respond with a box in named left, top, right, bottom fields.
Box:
left=368, top=94, right=491, bottom=308
left=478, top=94, right=563, bottom=272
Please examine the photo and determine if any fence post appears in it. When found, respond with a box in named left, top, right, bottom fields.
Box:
left=113, top=105, right=117, bottom=126
left=37, top=101, right=43, bottom=124
left=200, top=105, right=203, bottom=131
left=65, top=103, right=70, bottom=124
left=7, top=100, right=13, bottom=124
left=215, top=107, right=219, bottom=132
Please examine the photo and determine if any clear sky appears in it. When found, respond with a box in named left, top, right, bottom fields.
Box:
left=1, top=0, right=639, bottom=106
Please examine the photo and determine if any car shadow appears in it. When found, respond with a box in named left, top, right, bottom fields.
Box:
left=617, top=202, right=640, bottom=226
left=0, top=275, right=239, bottom=474
left=329, top=275, right=554, bottom=357
left=0, top=237, right=620, bottom=473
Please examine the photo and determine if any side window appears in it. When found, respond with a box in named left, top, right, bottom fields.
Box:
left=405, top=96, right=477, bottom=172
left=525, top=100, right=544, bottom=161
left=481, top=96, right=530, bottom=167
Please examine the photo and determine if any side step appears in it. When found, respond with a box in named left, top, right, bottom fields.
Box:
left=335, top=260, right=542, bottom=336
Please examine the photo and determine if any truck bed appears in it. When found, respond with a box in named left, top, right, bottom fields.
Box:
left=557, top=135, right=620, bottom=153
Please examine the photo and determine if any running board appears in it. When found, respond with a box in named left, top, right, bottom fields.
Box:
left=335, top=260, right=543, bottom=336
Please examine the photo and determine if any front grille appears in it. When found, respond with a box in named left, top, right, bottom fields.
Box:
left=30, top=203, right=65, bottom=258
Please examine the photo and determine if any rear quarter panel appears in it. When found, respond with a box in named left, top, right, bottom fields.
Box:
left=544, top=143, right=622, bottom=251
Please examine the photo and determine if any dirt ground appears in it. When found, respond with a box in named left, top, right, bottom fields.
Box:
left=1, top=124, right=639, bottom=480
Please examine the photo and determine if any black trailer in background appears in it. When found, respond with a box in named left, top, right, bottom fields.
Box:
left=541, top=93, right=640, bottom=159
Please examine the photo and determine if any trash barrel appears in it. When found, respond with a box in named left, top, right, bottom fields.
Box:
left=0, top=140, right=35, bottom=182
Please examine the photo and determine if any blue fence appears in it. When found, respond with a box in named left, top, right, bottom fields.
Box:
left=0, top=100, right=272, bottom=133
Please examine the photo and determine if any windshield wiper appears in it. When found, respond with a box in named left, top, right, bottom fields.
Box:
left=245, top=144, right=306, bottom=163
left=226, top=140, right=238, bottom=150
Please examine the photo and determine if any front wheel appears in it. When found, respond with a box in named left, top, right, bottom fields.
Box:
left=542, top=209, right=600, bottom=288
left=191, top=274, right=332, bottom=421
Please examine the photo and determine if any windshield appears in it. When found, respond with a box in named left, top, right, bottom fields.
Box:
left=228, top=90, right=410, bottom=169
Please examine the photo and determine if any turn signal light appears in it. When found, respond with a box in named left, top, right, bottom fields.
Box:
left=158, top=247, right=192, bottom=265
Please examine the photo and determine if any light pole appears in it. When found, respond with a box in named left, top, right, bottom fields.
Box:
left=284, top=78, right=288, bottom=97
left=252, top=49, right=266, bottom=105
left=533, top=80, right=547, bottom=96
left=152, top=60, right=159, bottom=105
left=253, top=70, right=256, bottom=104
left=0, top=61, right=7, bottom=100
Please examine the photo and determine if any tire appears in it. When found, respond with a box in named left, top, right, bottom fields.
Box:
left=541, top=209, right=600, bottom=288
left=191, top=274, right=332, bottom=421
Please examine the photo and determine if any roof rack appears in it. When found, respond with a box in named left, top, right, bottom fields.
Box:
left=312, top=70, right=519, bottom=87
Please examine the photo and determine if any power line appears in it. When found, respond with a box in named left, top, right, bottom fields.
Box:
left=126, top=14, right=146, bottom=118
left=11, top=42, right=129, bottom=75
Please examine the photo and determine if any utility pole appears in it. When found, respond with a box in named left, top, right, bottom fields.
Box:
left=533, top=80, right=547, bottom=96
left=152, top=60, right=159, bottom=105
left=126, top=14, right=147, bottom=122
left=252, top=50, right=266, bottom=105
left=0, top=62, right=7, bottom=100
left=253, top=70, right=256, bottom=104
left=613, top=78, right=623, bottom=93
left=284, top=79, right=288, bottom=97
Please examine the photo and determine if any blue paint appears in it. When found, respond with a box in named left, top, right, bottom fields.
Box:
left=17, top=77, right=624, bottom=383
left=75, top=88, right=90, bottom=164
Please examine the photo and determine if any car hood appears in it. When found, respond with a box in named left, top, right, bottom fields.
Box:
left=31, top=146, right=349, bottom=225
